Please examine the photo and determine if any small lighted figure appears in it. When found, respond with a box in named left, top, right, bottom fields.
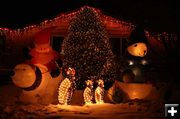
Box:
left=83, top=80, right=93, bottom=105
left=95, top=79, right=105, bottom=104
left=58, top=67, right=76, bottom=105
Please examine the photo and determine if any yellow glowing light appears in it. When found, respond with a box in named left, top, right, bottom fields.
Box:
left=95, top=79, right=104, bottom=104
left=141, top=59, right=148, bottom=65
left=129, top=60, right=134, bottom=65
left=118, top=82, right=153, bottom=99
left=83, top=80, right=93, bottom=105
left=58, top=78, right=72, bottom=105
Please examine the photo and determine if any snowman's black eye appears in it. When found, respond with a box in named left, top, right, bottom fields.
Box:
left=134, top=44, right=137, bottom=47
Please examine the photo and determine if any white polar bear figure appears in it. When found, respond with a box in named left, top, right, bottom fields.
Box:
left=11, top=63, right=62, bottom=104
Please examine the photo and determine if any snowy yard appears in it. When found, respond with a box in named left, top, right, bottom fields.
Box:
left=0, top=84, right=166, bottom=119
left=1, top=101, right=164, bottom=119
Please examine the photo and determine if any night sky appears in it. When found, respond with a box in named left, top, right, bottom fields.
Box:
left=0, top=0, right=179, bottom=33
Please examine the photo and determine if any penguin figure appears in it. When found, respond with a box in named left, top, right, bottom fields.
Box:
left=83, top=80, right=93, bottom=105
left=58, top=67, right=76, bottom=105
left=95, top=79, right=105, bottom=104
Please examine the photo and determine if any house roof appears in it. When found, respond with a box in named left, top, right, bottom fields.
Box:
left=1, top=6, right=135, bottom=39
left=0, top=0, right=179, bottom=33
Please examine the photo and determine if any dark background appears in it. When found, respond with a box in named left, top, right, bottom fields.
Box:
left=0, top=0, right=179, bottom=33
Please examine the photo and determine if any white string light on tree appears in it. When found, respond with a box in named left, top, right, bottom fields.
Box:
left=83, top=80, right=93, bottom=105
left=58, top=67, right=76, bottom=105
left=95, top=79, right=105, bottom=104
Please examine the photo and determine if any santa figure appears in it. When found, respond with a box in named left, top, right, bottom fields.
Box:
left=11, top=27, right=64, bottom=104
left=27, top=27, right=62, bottom=77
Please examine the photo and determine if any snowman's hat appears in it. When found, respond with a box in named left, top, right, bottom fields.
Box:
left=34, top=26, right=56, bottom=46
left=128, top=25, right=148, bottom=46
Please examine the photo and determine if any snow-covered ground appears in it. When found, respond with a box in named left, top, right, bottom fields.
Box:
left=0, top=84, right=169, bottom=119
left=1, top=101, right=164, bottom=119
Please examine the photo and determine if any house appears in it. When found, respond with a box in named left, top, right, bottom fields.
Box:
left=0, top=6, right=177, bottom=68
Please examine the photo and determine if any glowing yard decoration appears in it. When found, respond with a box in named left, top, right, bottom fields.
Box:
left=29, top=27, right=60, bottom=72
left=58, top=78, right=72, bottom=105
left=58, top=67, right=76, bottom=105
left=11, top=63, right=61, bottom=104
left=63, top=6, right=118, bottom=90
left=95, top=79, right=105, bottom=104
left=127, top=43, right=147, bottom=57
left=83, top=80, right=93, bottom=105
left=118, top=82, right=153, bottom=99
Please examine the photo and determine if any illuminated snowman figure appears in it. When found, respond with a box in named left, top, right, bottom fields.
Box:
left=83, top=80, right=93, bottom=105
left=58, top=67, right=76, bottom=105
left=125, top=25, right=149, bottom=83
left=95, top=79, right=105, bottom=104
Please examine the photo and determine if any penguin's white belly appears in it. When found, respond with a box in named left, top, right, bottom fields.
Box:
left=95, top=87, right=104, bottom=104
left=83, top=87, right=93, bottom=104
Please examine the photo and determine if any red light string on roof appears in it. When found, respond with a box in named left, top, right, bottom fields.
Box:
left=0, top=6, right=177, bottom=43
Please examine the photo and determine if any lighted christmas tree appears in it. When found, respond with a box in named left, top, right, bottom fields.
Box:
left=63, top=6, right=119, bottom=89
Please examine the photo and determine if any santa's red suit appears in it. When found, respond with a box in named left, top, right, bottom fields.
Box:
left=26, top=27, right=62, bottom=77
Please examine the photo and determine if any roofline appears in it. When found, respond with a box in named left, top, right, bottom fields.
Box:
left=0, top=6, right=135, bottom=32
